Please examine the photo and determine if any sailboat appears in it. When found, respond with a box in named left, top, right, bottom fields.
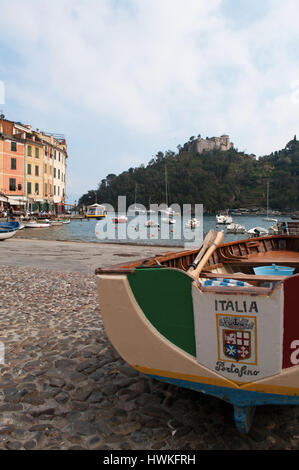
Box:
left=263, top=182, right=277, bottom=222
left=161, top=166, right=178, bottom=221
left=128, top=184, right=146, bottom=214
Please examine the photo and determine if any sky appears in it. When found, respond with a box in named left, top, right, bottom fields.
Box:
left=0, top=0, right=299, bottom=203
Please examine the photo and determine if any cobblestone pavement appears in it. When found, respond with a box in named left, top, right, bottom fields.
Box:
left=0, top=265, right=299, bottom=451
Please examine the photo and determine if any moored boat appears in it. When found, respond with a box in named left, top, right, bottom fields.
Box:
left=86, top=203, right=106, bottom=219
left=96, top=228, right=299, bottom=433
left=185, top=218, right=200, bottom=229
left=0, top=221, right=20, bottom=240
left=247, top=226, right=269, bottom=237
left=216, top=214, right=233, bottom=224
left=23, top=220, right=50, bottom=228
left=50, top=220, right=64, bottom=226
left=113, top=215, right=128, bottom=223
left=226, top=223, right=246, bottom=233
left=145, top=219, right=160, bottom=228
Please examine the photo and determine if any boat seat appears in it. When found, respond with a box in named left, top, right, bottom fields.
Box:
left=200, top=272, right=286, bottom=283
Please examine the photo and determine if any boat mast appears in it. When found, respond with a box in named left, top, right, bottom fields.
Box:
left=266, top=182, right=269, bottom=218
left=165, top=165, right=168, bottom=207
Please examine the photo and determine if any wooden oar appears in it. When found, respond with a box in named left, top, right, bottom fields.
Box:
left=191, top=230, right=225, bottom=279
left=188, top=229, right=217, bottom=273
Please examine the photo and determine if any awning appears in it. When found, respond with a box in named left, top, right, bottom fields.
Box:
left=0, top=195, right=8, bottom=203
left=7, top=196, right=28, bottom=206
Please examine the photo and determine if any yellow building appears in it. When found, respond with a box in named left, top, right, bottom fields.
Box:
left=35, top=131, right=68, bottom=214
left=24, top=130, right=44, bottom=211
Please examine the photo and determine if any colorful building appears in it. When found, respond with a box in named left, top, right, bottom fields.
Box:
left=0, top=115, right=68, bottom=213
left=0, top=118, right=27, bottom=208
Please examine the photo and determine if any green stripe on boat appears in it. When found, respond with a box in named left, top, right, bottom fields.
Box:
left=128, top=267, right=196, bottom=357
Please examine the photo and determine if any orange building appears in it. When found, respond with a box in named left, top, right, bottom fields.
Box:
left=0, top=118, right=27, bottom=207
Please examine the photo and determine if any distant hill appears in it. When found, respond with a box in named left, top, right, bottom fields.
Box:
left=78, top=136, right=299, bottom=212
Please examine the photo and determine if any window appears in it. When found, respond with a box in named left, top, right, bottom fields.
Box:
left=27, top=182, right=32, bottom=195
left=11, top=141, right=17, bottom=152
left=27, top=163, right=31, bottom=175
left=54, top=150, right=56, bottom=160
left=45, top=164, right=47, bottom=174
left=54, top=185, right=56, bottom=195
left=27, top=145, right=32, bottom=156
left=45, top=183, right=47, bottom=196
left=53, top=167, right=56, bottom=178
left=58, top=169, right=60, bottom=179
left=11, top=158, right=16, bottom=170
left=35, top=147, right=39, bottom=158
left=9, top=178, right=16, bottom=191
left=58, top=152, right=60, bottom=162
left=35, top=165, right=39, bottom=176
left=58, top=186, right=60, bottom=196
left=35, top=183, right=39, bottom=195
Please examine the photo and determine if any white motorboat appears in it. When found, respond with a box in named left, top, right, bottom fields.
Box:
left=247, top=226, right=269, bottom=237
left=162, top=217, right=176, bottom=224
left=216, top=214, right=233, bottom=224
left=185, top=218, right=200, bottom=228
left=23, top=221, right=50, bottom=228
left=145, top=220, right=160, bottom=228
left=226, top=223, right=246, bottom=234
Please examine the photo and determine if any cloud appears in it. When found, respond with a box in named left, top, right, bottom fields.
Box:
left=0, top=0, right=299, bottom=199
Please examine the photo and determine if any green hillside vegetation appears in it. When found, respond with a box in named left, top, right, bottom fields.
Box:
left=79, top=136, right=299, bottom=213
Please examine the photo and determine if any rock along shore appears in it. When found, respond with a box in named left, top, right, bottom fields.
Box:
left=0, top=239, right=298, bottom=450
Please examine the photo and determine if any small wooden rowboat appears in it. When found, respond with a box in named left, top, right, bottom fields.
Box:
left=96, top=231, right=299, bottom=433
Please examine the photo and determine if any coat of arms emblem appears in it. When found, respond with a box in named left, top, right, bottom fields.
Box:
left=216, top=314, right=257, bottom=365
left=223, top=329, right=251, bottom=361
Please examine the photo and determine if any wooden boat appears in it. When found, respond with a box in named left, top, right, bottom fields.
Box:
left=96, top=230, right=299, bottom=433
left=0, top=221, right=20, bottom=240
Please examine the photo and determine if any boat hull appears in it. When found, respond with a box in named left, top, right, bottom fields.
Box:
left=0, top=230, right=17, bottom=240
left=87, top=214, right=106, bottom=219
left=96, top=235, right=299, bottom=433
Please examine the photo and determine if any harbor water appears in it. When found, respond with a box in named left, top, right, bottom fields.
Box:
left=15, top=214, right=293, bottom=246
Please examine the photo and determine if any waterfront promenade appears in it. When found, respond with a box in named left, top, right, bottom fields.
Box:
left=0, top=238, right=298, bottom=450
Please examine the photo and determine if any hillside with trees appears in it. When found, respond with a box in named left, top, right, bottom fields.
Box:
left=78, top=136, right=299, bottom=213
